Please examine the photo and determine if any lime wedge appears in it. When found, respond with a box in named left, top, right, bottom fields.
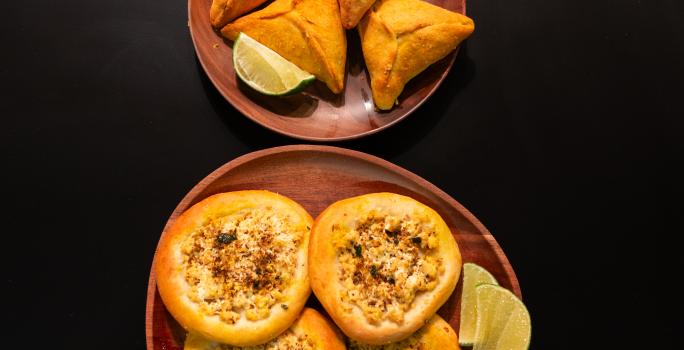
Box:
left=459, top=263, right=499, bottom=346
left=232, top=32, right=315, bottom=96
left=473, top=284, right=531, bottom=350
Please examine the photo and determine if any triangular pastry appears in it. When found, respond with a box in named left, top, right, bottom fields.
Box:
left=358, top=0, right=474, bottom=110
left=210, top=0, right=269, bottom=28
left=221, top=0, right=347, bottom=94
left=339, top=0, right=377, bottom=29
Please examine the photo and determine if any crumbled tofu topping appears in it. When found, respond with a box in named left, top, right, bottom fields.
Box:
left=220, top=331, right=314, bottom=350
left=348, top=335, right=423, bottom=350
left=181, top=208, right=303, bottom=323
left=334, top=213, right=442, bottom=324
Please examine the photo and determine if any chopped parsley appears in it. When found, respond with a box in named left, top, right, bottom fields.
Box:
left=370, top=265, right=378, bottom=278
left=354, top=244, right=363, bottom=257
left=217, top=232, right=237, bottom=244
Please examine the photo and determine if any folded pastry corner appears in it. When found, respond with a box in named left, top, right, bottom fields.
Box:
left=221, top=0, right=347, bottom=94
left=339, top=0, right=377, bottom=29
left=358, top=0, right=474, bottom=110
left=210, top=0, right=269, bottom=28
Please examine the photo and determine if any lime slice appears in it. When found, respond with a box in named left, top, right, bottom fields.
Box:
left=232, top=32, right=315, bottom=96
left=459, top=263, right=499, bottom=346
left=473, top=284, right=531, bottom=350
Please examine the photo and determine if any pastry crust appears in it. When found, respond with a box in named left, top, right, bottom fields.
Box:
left=184, top=308, right=346, bottom=350
left=210, top=0, right=269, bottom=28
left=348, top=314, right=461, bottom=350
left=358, top=0, right=474, bottom=110
left=309, top=193, right=461, bottom=344
left=220, top=0, right=347, bottom=94
left=339, top=0, right=377, bottom=29
left=155, top=190, right=313, bottom=346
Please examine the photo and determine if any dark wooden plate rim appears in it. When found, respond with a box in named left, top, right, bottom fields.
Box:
left=145, top=145, right=519, bottom=349
left=187, top=0, right=466, bottom=142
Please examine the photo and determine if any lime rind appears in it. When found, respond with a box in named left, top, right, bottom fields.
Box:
left=496, top=306, right=532, bottom=350
left=232, top=33, right=315, bottom=96
left=459, top=263, right=500, bottom=346
left=464, top=262, right=499, bottom=285
left=473, top=284, right=531, bottom=350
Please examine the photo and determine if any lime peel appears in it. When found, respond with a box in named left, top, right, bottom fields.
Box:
left=232, top=33, right=315, bottom=96
left=473, top=283, right=531, bottom=350
left=459, top=263, right=500, bottom=346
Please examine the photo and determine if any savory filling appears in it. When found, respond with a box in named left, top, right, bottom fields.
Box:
left=221, top=330, right=314, bottom=350
left=334, top=212, right=442, bottom=324
left=181, top=208, right=304, bottom=323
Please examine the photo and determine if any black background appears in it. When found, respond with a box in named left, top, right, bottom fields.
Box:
left=1, top=0, right=682, bottom=349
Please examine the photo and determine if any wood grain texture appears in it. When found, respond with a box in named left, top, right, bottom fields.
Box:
left=188, top=0, right=467, bottom=141
left=146, top=145, right=520, bottom=350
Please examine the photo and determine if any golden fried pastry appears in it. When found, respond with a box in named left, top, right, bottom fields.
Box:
left=184, top=308, right=346, bottom=350
left=221, top=0, right=347, bottom=94
left=155, top=190, right=313, bottom=346
left=349, top=314, right=461, bottom=350
left=358, top=0, right=474, bottom=110
left=339, top=0, right=377, bottom=29
left=309, top=193, right=461, bottom=345
left=210, top=0, right=269, bottom=28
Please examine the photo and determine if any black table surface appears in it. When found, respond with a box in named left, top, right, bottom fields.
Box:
left=1, top=0, right=682, bottom=349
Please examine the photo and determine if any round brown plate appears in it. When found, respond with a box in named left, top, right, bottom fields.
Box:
left=145, top=145, right=519, bottom=349
left=189, top=0, right=467, bottom=141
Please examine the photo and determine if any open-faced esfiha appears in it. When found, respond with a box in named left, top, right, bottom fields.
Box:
left=309, top=193, right=461, bottom=344
left=348, top=314, right=461, bottom=350
left=155, top=190, right=313, bottom=346
left=184, top=308, right=346, bottom=350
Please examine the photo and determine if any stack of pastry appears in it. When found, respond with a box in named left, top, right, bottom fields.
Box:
left=155, top=191, right=463, bottom=349
left=210, top=0, right=474, bottom=110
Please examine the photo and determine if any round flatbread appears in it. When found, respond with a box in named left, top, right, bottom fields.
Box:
left=309, top=193, right=461, bottom=344
left=155, top=190, right=313, bottom=346
left=184, top=308, right=346, bottom=350
left=348, top=314, right=461, bottom=350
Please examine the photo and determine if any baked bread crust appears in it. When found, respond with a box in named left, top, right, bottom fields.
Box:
left=210, top=0, right=269, bottom=28
left=358, top=0, right=474, bottom=110
left=349, top=314, right=461, bottom=350
left=309, top=193, right=461, bottom=344
left=155, top=190, right=313, bottom=346
left=184, top=308, right=346, bottom=350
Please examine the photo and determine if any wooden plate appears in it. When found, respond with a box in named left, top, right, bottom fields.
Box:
left=188, top=0, right=467, bottom=141
left=145, top=145, right=519, bottom=349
